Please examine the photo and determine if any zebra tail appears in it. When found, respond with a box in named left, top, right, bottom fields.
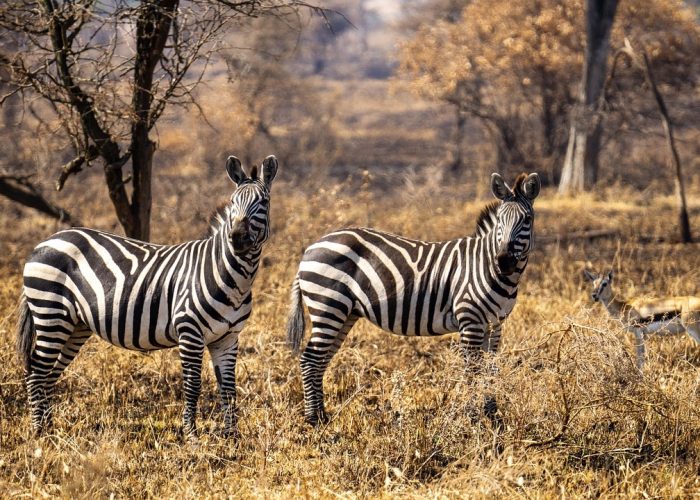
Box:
left=16, top=294, right=35, bottom=372
left=286, top=276, right=306, bottom=355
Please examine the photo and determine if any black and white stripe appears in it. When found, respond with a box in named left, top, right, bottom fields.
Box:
left=17, top=155, right=278, bottom=436
left=287, top=173, right=540, bottom=424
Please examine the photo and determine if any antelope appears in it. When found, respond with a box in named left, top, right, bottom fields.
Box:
left=583, top=269, right=700, bottom=369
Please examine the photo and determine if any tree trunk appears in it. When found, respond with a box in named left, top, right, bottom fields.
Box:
left=127, top=0, right=178, bottom=241
left=639, top=50, right=692, bottom=242
left=447, top=106, right=468, bottom=178
left=559, top=0, right=618, bottom=194
left=489, top=118, right=533, bottom=174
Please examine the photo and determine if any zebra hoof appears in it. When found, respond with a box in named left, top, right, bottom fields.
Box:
left=306, top=410, right=330, bottom=427
left=220, top=426, right=239, bottom=439
left=483, top=396, right=498, bottom=418
left=182, top=424, right=198, bottom=442
left=483, top=396, right=504, bottom=432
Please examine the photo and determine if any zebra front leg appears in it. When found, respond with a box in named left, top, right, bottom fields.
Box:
left=483, top=324, right=503, bottom=429
left=459, top=323, right=487, bottom=375
left=207, top=332, right=239, bottom=437
left=177, top=325, right=205, bottom=438
left=461, top=323, right=501, bottom=429
left=300, top=317, right=356, bottom=426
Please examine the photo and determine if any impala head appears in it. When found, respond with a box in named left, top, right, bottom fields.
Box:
left=583, top=269, right=614, bottom=303
left=491, top=172, right=540, bottom=276
left=225, top=155, right=278, bottom=256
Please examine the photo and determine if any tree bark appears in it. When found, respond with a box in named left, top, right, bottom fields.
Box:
left=447, top=105, right=468, bottom=178
left=559, top=0, right=618, bottom=194
left=128, top=0, right=178, bottom=241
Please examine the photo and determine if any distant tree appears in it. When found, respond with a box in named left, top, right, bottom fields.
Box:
left=0, top=0, right=327, bottom=240
left=610, top=39, right=693, bottom=242
left=399, top=0, right=699, bottom=182
left=400, top=0, right=583, bottom=179
left=558, top=0, right=618, bottom=194
left=160, top=14, right=341, bottom=180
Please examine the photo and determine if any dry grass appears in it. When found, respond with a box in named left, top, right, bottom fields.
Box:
left=1, top=171, right=700, bottom=497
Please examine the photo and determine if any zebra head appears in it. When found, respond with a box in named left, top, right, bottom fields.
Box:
left=225, top=155, right=278, bottom=256
left=583, top=269, right=614, bottom=303
left=491, top=172, right=540, bottom=276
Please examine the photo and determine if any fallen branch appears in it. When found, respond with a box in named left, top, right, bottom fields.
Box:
left=0, top=175, right=76, bottom=223
left=539, top=229, right=619, bottom=243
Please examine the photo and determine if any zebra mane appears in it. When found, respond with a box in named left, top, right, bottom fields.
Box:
left=206, top=202, right=231, bottom=237
left=512, top=173, right=529, bottom=194
left=473, top=201, right=500, bottom=237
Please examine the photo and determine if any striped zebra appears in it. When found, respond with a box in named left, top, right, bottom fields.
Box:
left=16, top=155, right=277, bottom=437
left=287, top=172, right=540, bottom=425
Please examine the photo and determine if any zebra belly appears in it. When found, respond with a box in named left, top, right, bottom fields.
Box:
left=298, top=273, right=457, bottom=337
left=24, top=264, right=177, bottom=351
left=82, top=292, right=177, bottom=350
left=298, top=228, right=463, bottom=336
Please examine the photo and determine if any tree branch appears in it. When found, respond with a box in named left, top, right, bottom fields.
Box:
left=0, top=174, right=76, bottom=223
left=55, top=144, right=100, bottom=191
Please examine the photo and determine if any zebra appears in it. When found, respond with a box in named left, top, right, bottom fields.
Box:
left=287, top=172, right=540, bottom=425
left=16, top=155, right=277, bottom=437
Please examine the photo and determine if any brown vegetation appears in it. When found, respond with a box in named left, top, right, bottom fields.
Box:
left=1, top=0, right=699, bottom=495
left=1, top=168, right=699, bottom=496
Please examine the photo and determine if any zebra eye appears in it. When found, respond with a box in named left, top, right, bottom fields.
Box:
left=602, top=283, right=607, bottom=288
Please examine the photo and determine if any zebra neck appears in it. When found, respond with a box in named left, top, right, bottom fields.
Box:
left=482, top=227, right=529, bottom=289
left=212, top=226, right=261, bottom=286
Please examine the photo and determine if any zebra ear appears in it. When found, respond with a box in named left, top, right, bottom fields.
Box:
left=226, top=156, right=247, bottom=185
left=607, top=270, right=614, bottom=281
left=261, top=155, right=278, bottom=188
left=521, top=173, right=541, bottom=200
left=583, top=269, right=597, bottom=282
left=491, top=173, right=512, bottom=200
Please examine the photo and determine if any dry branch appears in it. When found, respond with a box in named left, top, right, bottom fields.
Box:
left=605, top=38, right=692, bottom=243
left=539, top=229, right=620, bottom=244
left=0, top=174, right=75, bottom=223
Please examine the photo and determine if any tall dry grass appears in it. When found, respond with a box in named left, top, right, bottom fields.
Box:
left=1, top=170, right=699, bottom=497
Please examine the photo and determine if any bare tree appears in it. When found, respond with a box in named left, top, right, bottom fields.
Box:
left=559, top=0, right=619, bottom=194
left=0, top=0, right=326, bottom=240
left=607, top=39, right=692, bottom=242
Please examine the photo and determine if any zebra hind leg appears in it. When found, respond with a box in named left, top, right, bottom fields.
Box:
left=26, top=323, right=76, bottom=433
left=300, top=316, right=356, bottom=426
left=41, top=328, right=93, bottom=426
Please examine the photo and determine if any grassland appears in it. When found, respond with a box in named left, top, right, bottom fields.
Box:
left=1, top=166, right=699, bottom=497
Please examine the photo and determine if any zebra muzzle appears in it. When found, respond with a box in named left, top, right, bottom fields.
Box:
left=496, top=251, right=518, bottom=276
left=230, top=217, right=254, bottom=255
